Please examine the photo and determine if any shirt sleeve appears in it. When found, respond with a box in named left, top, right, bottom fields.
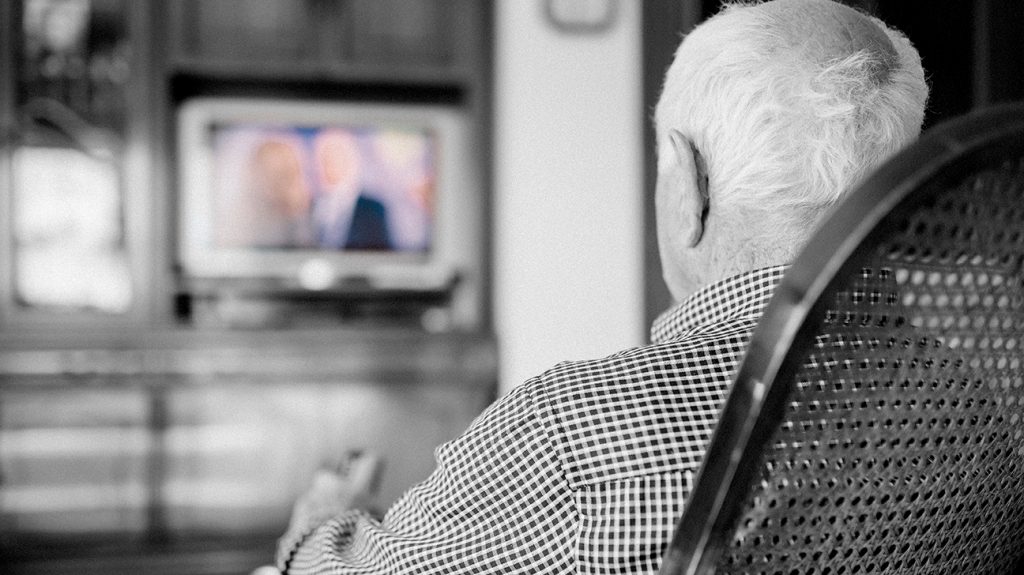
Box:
left=276, top=378, right=578, bottom=574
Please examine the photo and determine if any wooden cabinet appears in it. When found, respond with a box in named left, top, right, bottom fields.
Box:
left=0, top=0, right=493, bottom=330
left=0, top=2, right=495, bottom=573
left=0, top=329, right=498, bottom=575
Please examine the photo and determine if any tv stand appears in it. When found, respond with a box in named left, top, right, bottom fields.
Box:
left=178, top=275, right=466, bottom=331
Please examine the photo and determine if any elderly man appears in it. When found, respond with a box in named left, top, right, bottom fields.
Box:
left=274, top=1, right=928, bottom=573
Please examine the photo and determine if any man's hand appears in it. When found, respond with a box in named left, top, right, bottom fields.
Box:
left=287, top=452, right=383, bottom=534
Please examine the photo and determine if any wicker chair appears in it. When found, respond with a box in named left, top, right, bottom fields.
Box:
left=661, top=104, right=1024, bottom=575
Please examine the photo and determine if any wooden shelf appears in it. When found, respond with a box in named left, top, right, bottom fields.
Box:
left=168, top=58, right=473, bottom=88
left=3, top=534, right=279, bottom=575
left=0, top=328, right=497, bottom=385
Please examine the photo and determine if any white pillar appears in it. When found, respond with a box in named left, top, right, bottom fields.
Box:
left=494, top=0, right=645, bottom=393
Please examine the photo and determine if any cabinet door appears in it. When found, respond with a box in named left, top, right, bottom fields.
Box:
left=0, top=0, right=148, bottom=327
left=0, top=385, right=152, bottom=537
left=342, top=0, right=460, bottom=67
left=168, top=0, right=322, bottom=70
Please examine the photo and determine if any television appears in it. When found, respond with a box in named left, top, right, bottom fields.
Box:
left=177, top=98, right=482, bottom=327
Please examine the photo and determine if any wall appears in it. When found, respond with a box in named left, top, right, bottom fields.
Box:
left=494, top=0, right=645, bottom=392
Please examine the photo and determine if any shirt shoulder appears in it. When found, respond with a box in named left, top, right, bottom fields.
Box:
left=529, top=314, right=758, bottom=490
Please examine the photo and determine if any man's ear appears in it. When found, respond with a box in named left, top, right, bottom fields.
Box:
left=667, top=129, right=709, bottom=248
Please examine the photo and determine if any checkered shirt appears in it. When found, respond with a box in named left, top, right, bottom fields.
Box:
left=278, top=266, right=787, bottom=574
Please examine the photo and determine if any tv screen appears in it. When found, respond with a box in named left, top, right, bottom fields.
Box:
left=210, top=123, right=435, bottom=253
left=177, top=98, right=480, bottom=300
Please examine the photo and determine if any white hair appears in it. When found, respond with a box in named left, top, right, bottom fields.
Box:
left=655, top=0, right=929, bottom=214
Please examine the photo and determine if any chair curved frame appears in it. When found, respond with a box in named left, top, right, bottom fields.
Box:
left=660, top=103, right=1024, bottom=575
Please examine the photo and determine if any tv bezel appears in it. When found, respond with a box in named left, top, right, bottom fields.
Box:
left=176, top=97, right=479, bottom=293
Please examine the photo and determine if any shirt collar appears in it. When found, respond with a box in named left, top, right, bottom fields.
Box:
left=650, top=265, right=789, bottom=344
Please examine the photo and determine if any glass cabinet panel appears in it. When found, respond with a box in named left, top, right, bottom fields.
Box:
left=8, top=0, right=133, bottom=315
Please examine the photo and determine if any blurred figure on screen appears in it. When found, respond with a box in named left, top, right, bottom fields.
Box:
left=312, top=129, right=392, bottom=251
left=220, top=138, right=313, bottom=248
left=370, top=130, right=435, bottom=251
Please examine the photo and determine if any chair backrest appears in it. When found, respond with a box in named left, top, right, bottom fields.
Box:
left=661, top=103, right=1024, bottom=575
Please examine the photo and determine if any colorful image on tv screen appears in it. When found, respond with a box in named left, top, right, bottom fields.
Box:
left=210, top=123, right=435, bottom=252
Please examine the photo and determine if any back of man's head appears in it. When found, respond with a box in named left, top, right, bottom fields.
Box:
left=656, top=0, right=928, bottom=217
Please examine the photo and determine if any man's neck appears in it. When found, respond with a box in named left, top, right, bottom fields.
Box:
left=701, top=210, right=801, bottom=288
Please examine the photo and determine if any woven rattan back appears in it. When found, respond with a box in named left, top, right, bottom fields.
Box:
left=661, top=105, right=1024, bottom=575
